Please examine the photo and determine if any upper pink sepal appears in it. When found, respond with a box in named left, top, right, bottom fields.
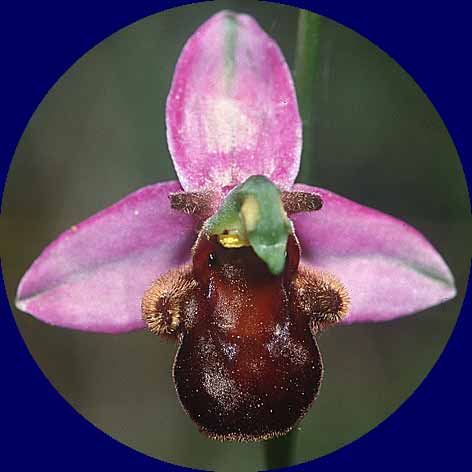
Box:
left=166, top=10, right=302, bottom=192
left=291, top=184, right=456, bottom=323
left=15, top=181, right=195, bottom=333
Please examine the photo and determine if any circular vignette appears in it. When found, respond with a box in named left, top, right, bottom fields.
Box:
left=0, top=2, right=471, bottom=472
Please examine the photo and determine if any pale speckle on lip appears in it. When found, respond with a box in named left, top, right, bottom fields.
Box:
left=222, top=342, right=238, bottom=360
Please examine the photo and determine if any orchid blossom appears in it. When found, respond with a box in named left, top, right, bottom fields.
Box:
left=15, top=11, right=455, bottom=442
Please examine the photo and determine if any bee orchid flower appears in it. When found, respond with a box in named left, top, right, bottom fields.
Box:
left=16, top=11, right=456, bottom=441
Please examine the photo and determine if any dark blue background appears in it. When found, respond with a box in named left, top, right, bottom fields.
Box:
left=1, top=1, right=470, bottom=471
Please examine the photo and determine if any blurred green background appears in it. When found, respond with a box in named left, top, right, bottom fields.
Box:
left=1, top=1, right=471, bottom=471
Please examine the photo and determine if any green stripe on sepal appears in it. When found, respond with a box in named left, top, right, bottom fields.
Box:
left=223, top=12, right=238, bottom=87
left=205, top=175, right=292, bottom=275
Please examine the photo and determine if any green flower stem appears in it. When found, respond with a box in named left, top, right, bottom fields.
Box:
left=263, top=430, right=298, bottom=470
left=294, top=9, right=322, bottom=182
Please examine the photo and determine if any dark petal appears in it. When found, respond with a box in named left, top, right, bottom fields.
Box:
left=173, top=322, right=323, bottom=441
left=191, top=231, right=301, bottom=289
left=173, top=235, right=322, bottom=441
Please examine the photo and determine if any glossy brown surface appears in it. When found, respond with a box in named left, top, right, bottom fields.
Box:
left=173, top=235, right=323, bottom=440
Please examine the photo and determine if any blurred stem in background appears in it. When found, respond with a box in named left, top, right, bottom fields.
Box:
left=262, top=9, right=322, bottom=470
left=264, top=430, right=298, bottom=470
left=294, top=9, right=322, bottom=183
